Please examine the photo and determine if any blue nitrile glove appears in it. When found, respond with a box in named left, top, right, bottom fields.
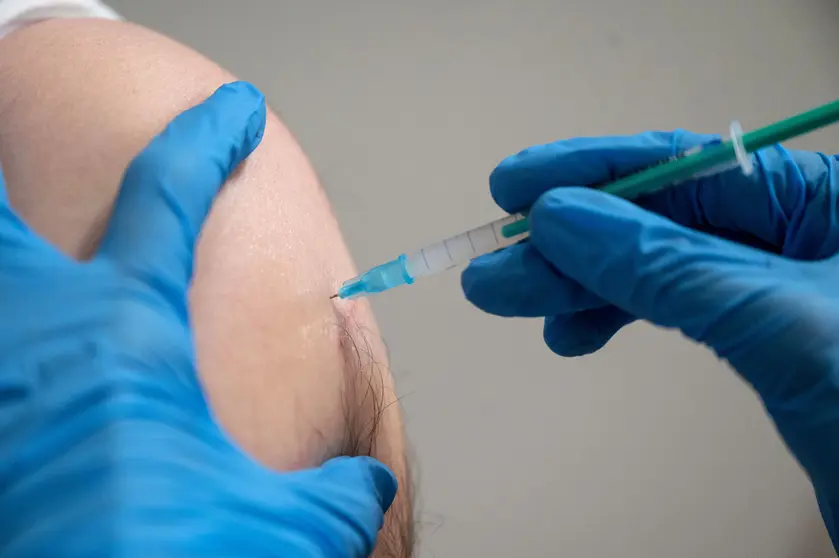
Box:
left=0, top=81, right=396, bottom=557
left=462, top=130, right=839, bottom=547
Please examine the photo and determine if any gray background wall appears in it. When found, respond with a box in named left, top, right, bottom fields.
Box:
left=107, top=1, right=839, bottom=556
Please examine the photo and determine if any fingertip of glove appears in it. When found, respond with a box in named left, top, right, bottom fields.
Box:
left=326, top=456, right=398, bottom=511
left=460, top=262, right=480, bottom=301
left=361, top=457, right=398, bottom=511
left=488, top=161, right=522, bottom=213
left=488, top=143, right=560, bottom=212
left=543, top=308, right=634, bottom=357
left=461, top=252, right=502, bottom=305
left=214, top=81, right=267, bottom=147
left=543, top=316, right=601, bottom=357
left=462, top=247, right=539, bottom=317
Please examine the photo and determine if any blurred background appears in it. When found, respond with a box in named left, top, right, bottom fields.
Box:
left=108, top=1, right=839, bottom=556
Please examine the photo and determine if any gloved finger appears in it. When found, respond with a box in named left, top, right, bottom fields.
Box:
left=462, top=242, right=605, bottom=317
left=292, top=456, right=398, bottom=558
left=640, top=147, right=839, bottom=259
left=529, top=187, right=782, bottom=347
left=96, top=81, right=266, bottom=290
left=489, top=130, right=715, bottom=213
left=543, top=306, right=635, bottom=357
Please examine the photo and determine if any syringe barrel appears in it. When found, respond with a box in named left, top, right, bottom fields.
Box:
left=404, top=213, right=528, bottom=278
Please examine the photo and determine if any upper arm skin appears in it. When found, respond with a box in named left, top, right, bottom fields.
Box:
left=0, top=18, right=411, bottom=555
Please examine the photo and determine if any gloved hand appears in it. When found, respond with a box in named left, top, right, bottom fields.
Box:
left=0, top=82, right=396, bottom=557
left=463, top=130, right=839, bottom=547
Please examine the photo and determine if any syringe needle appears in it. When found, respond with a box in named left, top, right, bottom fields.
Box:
left=329, top=293, right=339, bottom=299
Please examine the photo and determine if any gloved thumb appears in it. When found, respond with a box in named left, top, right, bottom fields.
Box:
left=317, top=456, right=398, bottom=513
left=286, top=456, right=397, bottom=557
left=528, top=187, right=788, bottom=349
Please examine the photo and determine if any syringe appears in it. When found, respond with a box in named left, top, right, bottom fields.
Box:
left=332, top=213, right=529, bottom=299
left=330, top=123, right=750, bottom=300
left=333, top=96, right=839, bottom=300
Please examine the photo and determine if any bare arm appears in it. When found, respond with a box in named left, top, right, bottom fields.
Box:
left=0, top=17, right=412, bottom=556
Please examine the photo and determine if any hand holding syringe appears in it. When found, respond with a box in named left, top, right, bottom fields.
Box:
left=332, top=97, right=839, bottom=300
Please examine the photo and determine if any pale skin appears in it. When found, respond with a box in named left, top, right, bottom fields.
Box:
left=0, top=18, right=411, bottom=556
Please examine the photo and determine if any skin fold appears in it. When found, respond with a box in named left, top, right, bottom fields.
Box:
left=0, top=18, right=411, bottom=556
